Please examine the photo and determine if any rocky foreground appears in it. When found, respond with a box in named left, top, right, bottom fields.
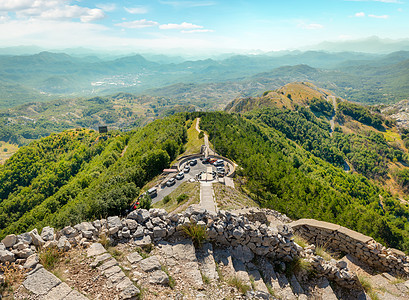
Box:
left=1, top=206, right=409, bottom=299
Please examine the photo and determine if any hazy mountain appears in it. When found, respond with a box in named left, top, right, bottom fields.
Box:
left=1, top=50, right=409, bottom=109
left=310, top=36, right=409, bottom=54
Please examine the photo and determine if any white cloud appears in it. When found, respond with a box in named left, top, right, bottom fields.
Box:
left=181, top=29, right=214, bottom=33
left=299, top=23, right=324, bottom=30
left=355, top=12, right=366, bottom=17
left=96, top=3, right=117, bottom=12
left=115, top=19, right=159, bottom=29
left=346, top=0, right=402, bottom=3
left=368, top=14, right=389, bottom=18
left=125, top=7, right=148, bottom=14
left=159, top=1, right=216, bottom=7
left=159, top=22, right=203, bottom=30
left=0, top=0, right=105, bottom=23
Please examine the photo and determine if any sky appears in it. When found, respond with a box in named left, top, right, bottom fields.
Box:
left=0, top=0, right=408, bottom=54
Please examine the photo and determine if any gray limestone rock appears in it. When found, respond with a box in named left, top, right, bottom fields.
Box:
left=2, top=234, right=17, bottom=248
left=87, top=242, right=107, bottom=257
left=134, top=235, right=151, bottom=247
left=133, top=227, right=144, bottom=238
left=196, top=243, right=219, bottom=281
left=126, top=219, right=138, bottom=231
left=30, top=228, right=45, bottom=247
left=120, top=284, right=140, bottom=299
left=108, top=216, right=122, bottom=229
left=153, top=226, right=167, bottom=238
left=82, top=230, right=93, bottom=239
left=128, top=209, right=150, bottom=223
left=65, top=289, right=88, bottom=300
left=90, top=253, right=112, bottom=268
left=231, top=245, right=254, bottom=263
left=13, top=241, right=28, bottom=250
left=42, top=282, right=72, bottom=300
left=148, top=270, right=169, bottom=285
left=127, top=252, right=143, bottom=265
left=103, top=265, right=122, bottom=277
left=74, top=222, right=96, bottom=233
left=57, top=236, right=71, bottom=251
left=41, top=226, right=55, bottom=241
left=15, top=248, right=34, bottom=259
left=139, top=255, right=161, bottom=272
left=98, top=258, right=119, bottom=271
left=23, top=267, right=61, bottom=295
left=23, top=253, right=39, bottom=269
left=61, top=226, right=78, bottom=238
left=0, top=249, right=15, bottom=262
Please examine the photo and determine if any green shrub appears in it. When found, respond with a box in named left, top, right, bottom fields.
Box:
left=163, top=195, right=171, bottom=204
left=181, top=222, right=208, bottom=248
left=139, top=194, right=152, bottom=210
left=176, top=193, right=188, bottom=203
left=198, top=131, right=204, bottom=139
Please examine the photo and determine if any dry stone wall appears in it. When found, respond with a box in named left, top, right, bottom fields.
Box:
left=290, top=219, right=409, bottom=277
left=0, top=207, right=361, bottom=290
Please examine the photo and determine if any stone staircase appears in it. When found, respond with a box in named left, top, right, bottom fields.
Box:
left=7, top=206, right=408, bottom=299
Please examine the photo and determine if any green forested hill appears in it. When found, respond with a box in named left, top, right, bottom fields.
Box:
left=3, top=104, right=409, bottom=253
left=198, top=112, right=409, bottom=252
left=0, top=116, right=187, bottom=237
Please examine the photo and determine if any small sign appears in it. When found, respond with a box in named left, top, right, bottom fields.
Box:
left=99, top=126, right=108, bottom=134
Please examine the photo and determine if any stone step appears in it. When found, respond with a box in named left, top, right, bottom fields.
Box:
left=289, top=274, right=306, bottom=299
left=214, top=248, right=236, bottom=278
left=232, top=257, right=252, bottom=287
left=247, top=267, right=269, bottom=294
left=22, top=265, right=88, bottom=300
left=157, top=239, right=204, bottom=289
left=196, top=242, right=219, bottom=281
left=87, top=243, right=140, bottom=299
left=317, top=277, right=338, bottom=300
left=258, top=259, right=297, bottom=300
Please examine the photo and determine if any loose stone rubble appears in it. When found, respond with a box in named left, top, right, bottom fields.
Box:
left=2, top=207, right=409, bottom=299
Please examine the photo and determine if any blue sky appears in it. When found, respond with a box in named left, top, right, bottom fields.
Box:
left=0, top=0, right=407, bottom=53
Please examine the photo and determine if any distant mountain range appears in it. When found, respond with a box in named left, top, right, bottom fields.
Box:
left=1, top=49, right=409, bottom=109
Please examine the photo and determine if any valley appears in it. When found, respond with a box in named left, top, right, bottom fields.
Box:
left=2, top=51, right=409, bottom=300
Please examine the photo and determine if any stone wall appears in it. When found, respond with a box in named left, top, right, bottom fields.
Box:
left=0, top=208, right=360, bottom=289
left=290, top=219, right=409, bottom=277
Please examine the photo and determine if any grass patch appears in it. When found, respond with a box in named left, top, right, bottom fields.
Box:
left=134, top=246, right=151, bottom=259
left=390, top=277, right=405, bottom=284
left=359, top=275, right=380, bottom=300
left=266, top=283, right=277, bottom=298
left=0, top=142, right=18, bottom=164
left=228, top=276, right=251, bottom=295
left=201, top=272, right=210, bottom=284
left=181, top=222, right=208, bottom=248
left=293, top=235, right=308, bottom=249
left=315, top=245, right=333, bottom=261
left=249, top=275, right=256, bottom=290
left=161, top=266, right=176, bottom=289
left=99, top=233, right=111, bottom=248
left=286, top=257, right=313, bottom=277
left=215, top=262, right=224, bottom=282
left=153, top=182, right=200, bottom=212
left=39, top=246, right=62, bottom=270
left=183, top=118, right=205, bottom=155
left=213, top=183, right=258, bottom=210
left=108, top=247, right=124, bottom=260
